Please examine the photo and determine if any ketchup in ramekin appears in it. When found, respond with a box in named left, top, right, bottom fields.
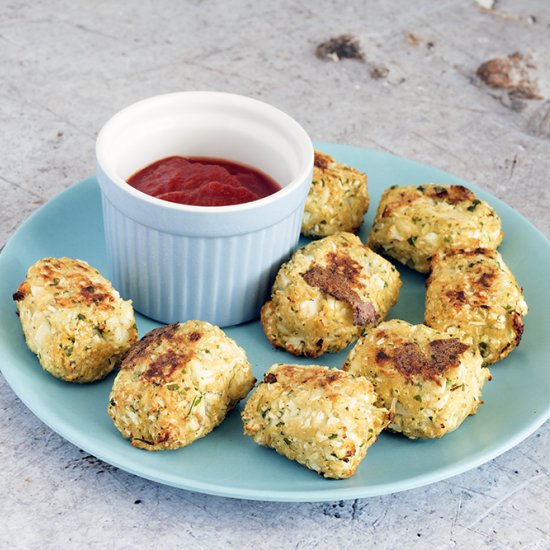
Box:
left=127, top=156, right=281, bottom=207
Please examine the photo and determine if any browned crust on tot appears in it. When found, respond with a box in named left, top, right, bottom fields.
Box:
left=512, top=313, right=525, bottom=346
left=389, top=338, right=468, bottom=382
left=20, top=257, right=119, bottom=312
left=121, top=323, right=180, bottom=369
left=122, top=323, right=196, bottom=383
left=436, top=247, right=492, bottom=260
left=78, top=284, right=115, bottom=306
left=132, top=430, right=171, bottom=448
left=446, top=289, right=467, bottom=306
left=12, top=284, right=28, bottom=302
left=381, top=189, right=421, bottom=217
left=433, top=250, right=501, bottom=309
left=141, top=349, right=193, bottom=383
left=273, top=364, right=347, bottom=391
left=314, top=151, right=331, bottom=169
left=424, top=185, right=475, bottom=204
left=375, top=349, right=391, bottom=362
left=429, top=339, right=469, bottom=368
left=393, top=343, right=429, bottom=377
left=326, top=253, right=363, bottom=287
left=302, top=258, right=379, bottom=326
left=263, top=372, right=278, bottom=384
left=477, top=271, right=496, bottom=289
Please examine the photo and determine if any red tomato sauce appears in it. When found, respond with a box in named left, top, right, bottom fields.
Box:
left=127, top=156, right=281, bottom=207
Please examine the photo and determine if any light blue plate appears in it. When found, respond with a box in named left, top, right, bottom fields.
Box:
left=1, top=143, right=549, bottom=502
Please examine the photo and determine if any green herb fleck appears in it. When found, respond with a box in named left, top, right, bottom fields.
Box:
left=77, top=313, right=86, bottom=321
left=407, top=236, right=417, bottom=246
left=283, top=437, right=292, bottom=446
left=166, top=383, right=179, bottom=391
left=328, top=433, right=338, bottom=440
left=187, top=395, right=202, bottom=415
left=414, top=394, right=422, bottom=402
left=479, top=342, right=489, bottom=358
left=467, top=199, right=481, bottom=212
left=50, top=278, right=60, bottom=286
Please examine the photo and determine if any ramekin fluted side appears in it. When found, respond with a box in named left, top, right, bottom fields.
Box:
left=101, top=194, right=304, bottom=326
left=96, top=91, right=313, bottom=326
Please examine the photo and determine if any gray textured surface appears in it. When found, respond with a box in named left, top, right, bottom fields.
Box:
left=1, top=1, right=549, bottom=548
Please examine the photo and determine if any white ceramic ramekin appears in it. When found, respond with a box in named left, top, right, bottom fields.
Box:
left=96, top=92, right=313, bottom=327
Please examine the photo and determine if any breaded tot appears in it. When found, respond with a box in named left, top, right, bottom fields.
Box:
left=367, top=184, right=503, bottom=273
left=343, top=320, right=490, bottom=439
left=261, top=232, right=401, bottom=357
left=301, top=151, right=369, bottom=238
left=242, top=364, right=390, bottom=479
left=13, top=257, right=137, bottom=383
left=425, top=248, right=528, bottom=366
left=108, top=321, right=255, bottom=450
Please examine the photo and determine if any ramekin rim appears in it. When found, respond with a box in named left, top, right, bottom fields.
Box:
left=95, top=91, right=314, bottom=214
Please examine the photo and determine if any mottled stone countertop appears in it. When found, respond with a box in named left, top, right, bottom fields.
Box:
left=1, top=1, right=549, bottom=548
